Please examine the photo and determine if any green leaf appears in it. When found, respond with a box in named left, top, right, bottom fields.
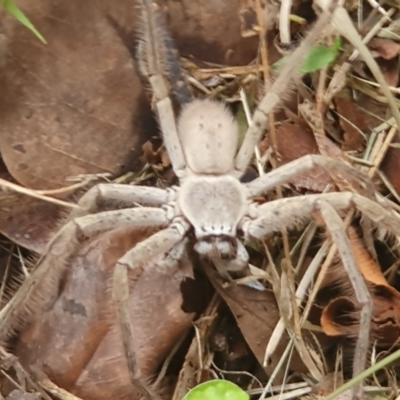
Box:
left=332, top=36, right=341, bottom=52
left=272, top=37, right=341, bottom=74
left=1, top=0, right=46, bottom=43
left=182, top=380, right=249, bottom=400
left=299, top=37, right=341, bottom=73
left=271, top=56, right=287, bottom=72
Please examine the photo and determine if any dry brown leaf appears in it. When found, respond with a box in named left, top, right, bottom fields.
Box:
left=140, top=141, right=171, bottom=169
left=381, top=135, right=400, bottom=194
left=298, top=100, right=344, bottom=160
left=335, top=91, right=390, bottom=152
left=0, top=0, right=262, bottom=191
left=259, top=122, right=335, bottom=192
left=377, top=58, right=399, bottom=87
left=0, top=192, right=63, bottom=253
left=0, top=162, right=78, bottom=253
left=0, top=162, right=61, bottom=252
left=204, top=265, right=308, bottom=381
left=0, top=0, right=155, bottom=189
left=8, top=227, right=194, bottom=399
left=165, top=0, right=259, bottom=65
left=238, top=0, right=279, bottom=37
left=335, top=93, right=367, bottom=152
left=367, top=38, right=400, bottom=60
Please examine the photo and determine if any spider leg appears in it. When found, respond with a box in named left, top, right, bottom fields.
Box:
left=317, top=200, right=371, bottom=399
left=246, top=154, right=375, bottom=198
left=234, top=5, right=335, bottom=174
left=244, top=192, right=400, bottom=239
left=71, top=183, right=176, bottom=217
left=137, top=0, right=189, bottom=177
left=112, top=224, right=189, bottom=399
left=0, top=207, right=170, bottom=342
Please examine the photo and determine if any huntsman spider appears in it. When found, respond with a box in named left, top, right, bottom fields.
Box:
left=1, top=1, right=400, bottom=399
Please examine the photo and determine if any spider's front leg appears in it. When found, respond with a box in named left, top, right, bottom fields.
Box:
left=112, top=220, right=189, bottom=399
left=0, top=207, right=171, bottom=343
left=137, top=0, right=190, bottom=179
left=246, top=154, right=375, bottom=198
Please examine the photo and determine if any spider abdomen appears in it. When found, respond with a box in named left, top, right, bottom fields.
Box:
left=177, top=99, right=239, bottom=175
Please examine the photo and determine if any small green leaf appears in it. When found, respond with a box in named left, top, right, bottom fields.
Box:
left=182, top=380, right=249, bottom=400
left=298, top=45, right=334, bottom=72
left=271, top=56, right=287, bottom=72
left=332, top=36, right=341, bottom=52
left=272, top=37, right=341, bottom=74
left=1, top=0, right=46, bottom=43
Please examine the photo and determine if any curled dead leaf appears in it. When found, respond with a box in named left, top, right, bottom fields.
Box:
left=321, top=285, right=400, bottom=347
left=320, top=228, right=400, bottom=348
left=321, top=297, right=359, bottom=337
left=347, top=227, right=388, bottom=287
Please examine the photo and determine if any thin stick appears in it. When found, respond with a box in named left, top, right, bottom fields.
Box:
left=0, top=178, right=79, bottom=209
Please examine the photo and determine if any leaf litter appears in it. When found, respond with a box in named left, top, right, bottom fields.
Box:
left=1, top=0, right=400, bottom=399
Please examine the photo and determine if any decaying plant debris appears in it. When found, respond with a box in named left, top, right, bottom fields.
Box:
left=1, top=0, right=400, bottom=399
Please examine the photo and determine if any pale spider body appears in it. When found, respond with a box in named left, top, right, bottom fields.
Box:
left=176, top=99, right=249, bottom=268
